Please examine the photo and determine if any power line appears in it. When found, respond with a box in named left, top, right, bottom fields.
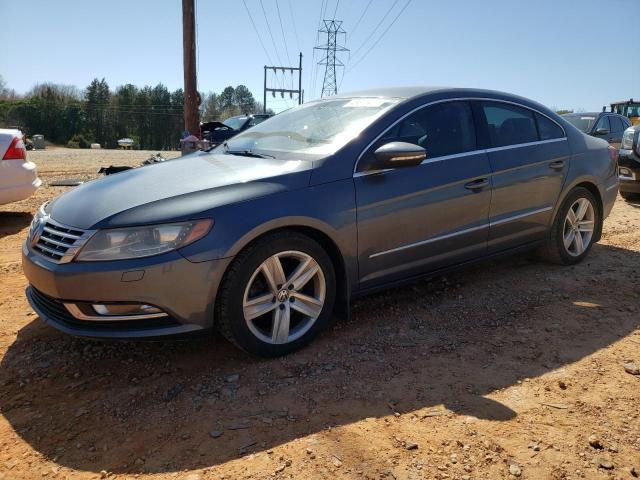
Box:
left=287, top=0, right=301, bottom=53
left=347, top=0, right=412, bottom=73
left=275, top=0, right=292, bottom=66
left=242, top=0, right=274, bottom=65
left=351, top=0, right=374, bottom=38
left=350, top=0, right=400, bottom=59
left=259, top=0, right=284, bottom=67
left=332, top=0, right=340, bottom=19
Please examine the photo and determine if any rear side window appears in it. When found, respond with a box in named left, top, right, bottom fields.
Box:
left=609, top=116, right=624, bottom=133
left=536, top=113, right=565, bottom=140
left=595, top=116, right=610, bottom=132
left=482, top=102, right=538, bottom=147
left=382, top=101, right=476, bottom=158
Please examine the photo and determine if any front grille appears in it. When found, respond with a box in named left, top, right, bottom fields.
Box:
left=31, top=218, right=91, bottom=263
left=28, top=287, right=181, bottom=331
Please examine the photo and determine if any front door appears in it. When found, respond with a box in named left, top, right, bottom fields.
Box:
left=354, top=100, right=492, bottom=290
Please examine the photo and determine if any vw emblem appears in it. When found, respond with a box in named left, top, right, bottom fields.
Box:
left=277, top=289, right=289, bottom=302
left=29, top=215, right=47, bottom=245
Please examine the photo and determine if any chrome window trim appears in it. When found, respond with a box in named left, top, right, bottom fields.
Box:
left=353, top=97, right=567, bottom=175
left=368, top=206, right=553, bottom=259
left=353, top=138, right=567, bottom=178
left=63, top=303, right=169, bottom=322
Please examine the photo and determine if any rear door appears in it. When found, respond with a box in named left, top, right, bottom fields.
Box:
left=354, top=100, right=492, bottom=289
left=478, top=101, right=570, bottom=253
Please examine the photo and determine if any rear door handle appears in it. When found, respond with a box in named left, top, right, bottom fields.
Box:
left=549, top=160, right=565, bottom=170
left=464, top=178, right=489, bottom=190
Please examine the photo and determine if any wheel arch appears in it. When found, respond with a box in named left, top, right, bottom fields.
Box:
left=555, top=178, right=604, bottom=241
left=218, top=221, right=352, bottom=321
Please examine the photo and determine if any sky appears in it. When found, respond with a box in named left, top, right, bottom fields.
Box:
left=1, top=0, right=638, bottom=113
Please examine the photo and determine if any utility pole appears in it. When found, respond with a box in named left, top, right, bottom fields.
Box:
left=315, top=20, right=348, bottom=98
left=263, top=52, right=303, bottom=114
left=182, top=0, right=199, bottom=136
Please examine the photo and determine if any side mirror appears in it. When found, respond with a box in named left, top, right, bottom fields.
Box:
left=594, top=128, right=610, bottom=136
left=372, top=142, right=426, bottom=170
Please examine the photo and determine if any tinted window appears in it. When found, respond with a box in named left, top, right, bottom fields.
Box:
left=564, top=115, right=596, bottom=133
left=382, top=101, right=476, bottom=158
left=609, top=116, right=624, bottom=133
left=536, top=113, right=565, bottom=140
left=482, top=102, right=537, bottom=147
left=594, top=116, right=610, bottom=132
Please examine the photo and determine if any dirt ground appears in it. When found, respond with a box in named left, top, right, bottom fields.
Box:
left=0, top=148, right=639, bottom=480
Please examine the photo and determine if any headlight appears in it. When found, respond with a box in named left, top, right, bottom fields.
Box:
left=75, top=219, right=213, bottom=261
left=621, top=128, right=635, bottom=150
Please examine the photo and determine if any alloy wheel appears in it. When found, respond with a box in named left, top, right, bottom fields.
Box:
left=563, top=198, right=595, bottom=257
left=242, top=250, right=326, bottom=344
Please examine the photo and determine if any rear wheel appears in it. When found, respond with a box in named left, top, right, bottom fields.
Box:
left=216, top=232, right=335, bottom=357
left=538, top=187, right=601, bottom=265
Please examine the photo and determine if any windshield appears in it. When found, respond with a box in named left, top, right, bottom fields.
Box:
left=564, top=115, right=596, bottom=133
left=615, top=105, right=640, bottom=117
left=223, top=117, right=248, bottom=131
left=223, top=97, right=400, bottom=159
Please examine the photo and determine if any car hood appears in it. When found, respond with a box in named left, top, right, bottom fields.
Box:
left=49, top=151, right=313, bottom=230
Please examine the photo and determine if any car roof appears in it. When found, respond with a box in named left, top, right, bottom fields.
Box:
left=563, top=112, right=600, bottom=117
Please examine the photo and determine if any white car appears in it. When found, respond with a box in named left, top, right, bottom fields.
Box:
left=0, top=129, right=41, bottom=205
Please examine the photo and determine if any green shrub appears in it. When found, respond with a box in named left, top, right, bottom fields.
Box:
left=67, top=134, right=91, bottom=149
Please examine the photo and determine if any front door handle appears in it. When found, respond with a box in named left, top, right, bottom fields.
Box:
left=464, top=178, right=489, bottom=190
left=549, top=160, right=565, bottom=170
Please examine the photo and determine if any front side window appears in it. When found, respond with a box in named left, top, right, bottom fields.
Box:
left=594, top=116, right=610, bottom=132
left=381, top=101, right=476, bottom=158
left=609, top=116, right=624, bottom=133
left=224, top=97, right=400, bottom=159
left=482, top=102, right=538, bottom=147
left=536, top=113, right=565, bottom=140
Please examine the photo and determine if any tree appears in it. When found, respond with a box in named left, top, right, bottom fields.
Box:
left=202, top=92, right=221, bottom=121
left=85, top=78, right=111, bottom=145
left=218, top=86, right=235, bottom=112
left=234, top=85, right=256, bottom=114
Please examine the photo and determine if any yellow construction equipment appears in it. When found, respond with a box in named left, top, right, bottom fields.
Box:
left=610, top=99, right=640, bottom=126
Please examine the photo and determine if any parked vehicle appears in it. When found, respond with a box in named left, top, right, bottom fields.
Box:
left=562, top=112, right=631, bottom=148
left=618, top=124, right=640, bottom=201
left=611, top=99, right=640, bottom=126
left=23, top=87, right=618, bottom=357
left=0, top=129, right=41, bottom=205
left=201, top=114, right=272, bottom=146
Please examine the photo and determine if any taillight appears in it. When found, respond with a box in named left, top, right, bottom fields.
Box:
left=2, top=136, right=27, bottom=160
left=608, top=145, right=618, bottom=164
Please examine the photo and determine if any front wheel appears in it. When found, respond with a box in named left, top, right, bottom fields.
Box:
left=537, top=187, right=602, bottom=265
left=216, top=232, right=336, bottom=357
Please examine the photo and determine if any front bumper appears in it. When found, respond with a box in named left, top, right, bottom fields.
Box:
left=618, top=149, right=640, bottom=194
left=22, top=244, right=232, bottom=339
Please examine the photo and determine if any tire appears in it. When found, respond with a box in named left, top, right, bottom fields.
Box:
left=215, top=231, right=336, bottom=357
left=537, top=187, right=602, bottom=265
left=620, top=191, right=639, bottom=202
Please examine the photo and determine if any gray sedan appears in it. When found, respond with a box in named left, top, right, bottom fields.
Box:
left=22, top=87, right=619, bottom=357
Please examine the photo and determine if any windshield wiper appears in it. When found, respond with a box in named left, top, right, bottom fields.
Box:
left=221, top=142, right=275, bottom=159
left=226, top=150, right=275, bottom=159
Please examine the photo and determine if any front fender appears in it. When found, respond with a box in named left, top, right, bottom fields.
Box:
left=178, top=179, right=358, bottom=291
